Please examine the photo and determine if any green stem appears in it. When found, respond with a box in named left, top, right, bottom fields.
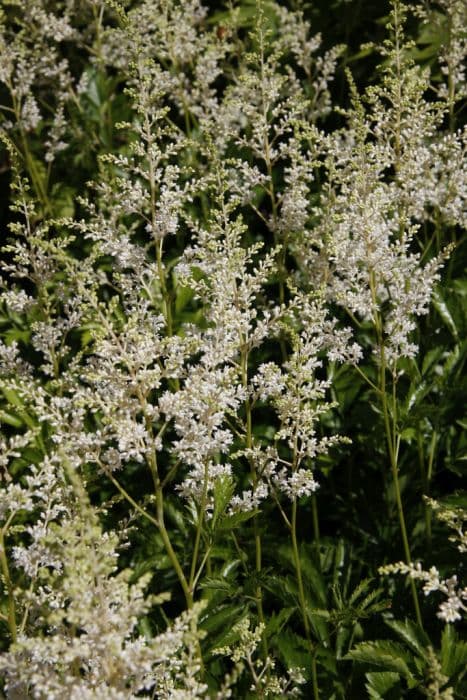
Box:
left=241, top=344, right=267, bottom=653
left=103, top=460, right=193, bottom=610
left=9, top=90, right=51, bottom=213
left=311, top=494, right=320, bottom=548
left=156, top=491, right=193, bottom=607
left=291, top=499, right=319, bottom=700
left=380, top=352, right=423, bottom=628
left=155, top=489, right=205, bottom=677
left=425, top=431, right=437, bottom=552
left=0, top=531, right=17, bottom=643
left=368, top=267, right=422, bottom=626
left=105, top=469, right=159, bottom=529
left=189, top=461, right=209, bottom=592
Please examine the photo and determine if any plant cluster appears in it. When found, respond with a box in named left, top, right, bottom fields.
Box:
left=0, top=0, right=465, bottom=697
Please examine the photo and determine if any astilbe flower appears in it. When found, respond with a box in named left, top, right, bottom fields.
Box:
left=248, top=296, right=357, bottom=506
left=99, top=0, right=230, bottom=127
left=380, top=561, right=467, bottom=623
left=0, top=457, right=207, bottom=699
left=415, top=0, right=467, bottom=115
left=2, top=0, right=465, bottom=696
left=380, top=499, right=467, bottom=624
left=0, top=0, right=85, bottom=169
left=297, top=9, right=465, bottom=367
left=214, top=618, right=306, bottom=698
left=207, top=5, right=335, bottom=253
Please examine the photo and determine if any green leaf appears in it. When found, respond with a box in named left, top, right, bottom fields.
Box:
left=0, top=409, right=24, bottom=428
left=211, top=474, right=235, bottom=529
left=348, top=577, right=373, bottom=606
left=275, top=629, right=312, bottom=680
left=365, top=671, right=401, bottom=699
left=201, top=604, right=246, bottom=635
left=421, top=347, right=444, bottom=376
left=175, top=284, right=195, bottom=314
left=433, top=289, right=459, bottom=340
left=199, top=576, right=238, bottom=598
left=201, top=604, right=249, bottom=654
left=164, top=499, right=188, bottom=537
left=441, top=625, right=467, bottom=678
left=300, top=546, right=327, bottom=607
left=265, top=607, right=295, bottom=638
left=345, top=641, right=414, bottom=678
left=50, top=184, right=75, bottom=218
left=217, top=508, right=258, bottom=531
left=278, top=544, right=327, bottom=605
left=307, top=605, right=331, bottom=645
left=384, top=619, right=430, bottom=657
left=1, top=387, right=37, bottom=429
left=406, top=379, right=430, bottom=413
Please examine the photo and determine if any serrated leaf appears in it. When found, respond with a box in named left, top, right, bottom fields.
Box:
left=345, top=641, right=414, bottom=678
left=278, top=543, right=327, bottom=606
left=199, top=577, right=236, bottom=595
left=201, top=604, right=249, bottom=654
left=348, top=577, right=373, bottom=606
left=266, top=607, right=295, bottom=638
left=211, top=475, right=235, bottom=529
left=217, top=508, right=258, bottom=531
left=201, top=603, right=246, bottom=635
left=406, top=380, right=429, bottom=412
left=275, top=629, right=312, bottom=680
left=365, top=671, right=400, bottom=699
left=441, top=625, right=467, bottom=678
left=422, top=347, right=444, bottom=376
left=384, top=619, right=430, bottom=657
left=163, top=499, right=188, bottom=537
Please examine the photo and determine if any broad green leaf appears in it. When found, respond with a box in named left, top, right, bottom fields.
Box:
left=441, top=625, right=467, bottom=678
left=422, top=347, right=444, bottom=376
left=175, top=284, right=195, bottom=314
left=307, top=605, right=331, bottom=646
left=0, top=409, right=24, bottom=428
left=217, top=508, right=258, bottom=531
left=406, top=380, right=429, bottom=413
left=211, top=474, right=235, bottom=529
left=200, top=604, right=246, bottom=635
left=50, top=184, right=75, bottom=218
left=433, top=289, right=459, bottom=340
left=365, top=671, right=401, bottom=699
left=163, top=499, right=188, bottom=537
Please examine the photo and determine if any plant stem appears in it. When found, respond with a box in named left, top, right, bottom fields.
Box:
left=189, top=461, right=209, bottom=592
left=380, top=352, right=423, bottom=628
left=425, top=430, right=437, bottom=552
left=155, top=488, right=193, bottom=609
left=241, top=343, right=267, bottom=654
left=0, top=531, right=17, bottom=643
left=369, top=267, right=422, bottom=627
left=311, top=494, right=320, bottom=548
left=291, top=499, right=319, bottom=700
